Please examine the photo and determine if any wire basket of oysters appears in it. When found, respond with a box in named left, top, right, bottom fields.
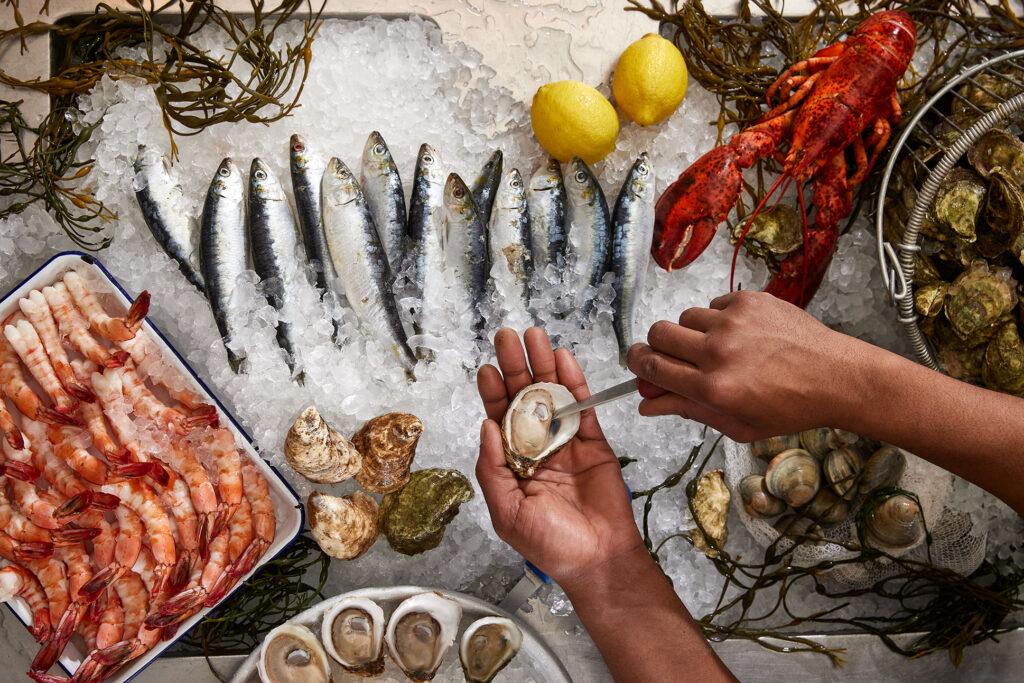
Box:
left=721, top=429, right=986, bottom=587
left=877, top=49, right=1024, bottom=390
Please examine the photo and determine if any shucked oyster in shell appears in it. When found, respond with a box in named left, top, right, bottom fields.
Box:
left=308, top=491, right=378, bottom=560
left=258, top=623, right=331, bottom=683
left=321, top=596, right=386, bottom=677
left=379, top=468, right=474, bottom=555
left=284, top=405, right=361, bottom=483
left=353, top=412, right=424, bottom=493
left=460, top=616, right=523, bottom=683
left=501, top=382, right=580, bottom=478
left=385, top=591, right=462, bottom=681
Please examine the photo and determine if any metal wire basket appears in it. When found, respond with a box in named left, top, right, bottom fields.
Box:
left=875, top=49, right=1024, bottom=370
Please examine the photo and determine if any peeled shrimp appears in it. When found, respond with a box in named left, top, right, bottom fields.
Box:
left=20, top=291, right=95, bottom=403
left=79, top=507, right=143, bottom=602
left=4, top=320, right=79, bottom=415
left=223, top=456, right=276, bottom=588
left=116, top=363, right=215, bottom=435
left=196, top=427, right=242, bottom=539
left=96, top=478, right=175, bottom=599
left=0, top=396, right=23, bottom=449
left=62, top=271, right=150, bottom=342
left=0, top=330, right=76, bottom=426
left=0, top=481, right=96, bottom=547
left=70, top=360, right=128, bottom=463
left=41, top=283, right=128, bottom=370
left=146, top=522, right=230, bottom=629
left=96, top=591, right=123, bottom=650
left=118, top=332, right=214, bottom=415
left=49, top=425, right=158, bottom=486
left=0, top=564, right=52, bottom=642
left=207, top=492, right=252, bottom=603
left=32, top=542, right=93, bottom=672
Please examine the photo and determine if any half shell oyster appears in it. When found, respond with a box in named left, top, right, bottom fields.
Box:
left=258, top=623, right=331, bottom=683
left=353, top=413, right=424, bottom=493
left=459, top=616, right=523, bottom=683
left=321, top=596, right=385, bottom=677
left=379, top=468, right=474, bottom=555
left=385, top=591, right=462, bottom=681
left=308, top=491, right=378, bottom=560
left=501, top=382, right=580, bottom=478
left=690, top=469, right=729, bottom=558
left=284, top=405, right=361, bottom=483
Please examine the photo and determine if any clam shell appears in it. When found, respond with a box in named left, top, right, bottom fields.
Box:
left=765, top=449, right=820, bottom=507
left=308, top=491, right=378, bottom=560
left=321, top=596, right=386, bottom=677
left=803, top=488, right=849, bottom=525
left=858, top=446, right=906, bottom=494
left=859, top=491, right=924, bottom=551
left=459, top=616, right=523, bottom=683
left=501, top=382, right=580, bottom=478
left=824, top=446, right=863, bottom=500
left=690, top=469, right=729, bottom=558
left=385, top=591, right=462, bottom=681
left=353, top=413, right=424, bottom=493
left=749, top=434, right=800, bottom=459
left=284, top=405, right=361, bottom=484
left=738, top=474, right=786, bottom=517
left=774, top=514, right=825, bottom=546
left=258, top=623, right=331, bottom=683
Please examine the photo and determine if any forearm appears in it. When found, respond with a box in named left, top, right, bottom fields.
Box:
left=829, top=335, right=1024, bottom=516
left=562, top=546, right=736, bottom=683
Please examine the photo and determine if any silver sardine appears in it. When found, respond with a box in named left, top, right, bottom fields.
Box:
left=488, top=167, right=532, bottom=321
left=249, top=158, right=306, bottom=375
left=405, top=143, right=447, bottom=352
left=321, top=157, right=416, bottom=372
left=470, top=149, right=503, bottom=225
left=611, top=153, right=656, bottom=365
left=526, top=156, right=566, bottom=271
left=443, top=172, right=487, bottom=332
left=360, top=131, right=406, bottom=271
left=564, top=156, right=611, bottom=322
left=134, top=151, right=205, bottom=293
left=289, top=134, right=332, bottom=292
left=200, top=158, right=248, bottom=371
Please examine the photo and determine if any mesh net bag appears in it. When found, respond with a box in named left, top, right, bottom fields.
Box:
left=722, top=437, right=987, bottom=588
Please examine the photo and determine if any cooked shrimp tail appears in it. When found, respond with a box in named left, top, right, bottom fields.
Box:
left=52, top=492, right=94, bottom=524
left=105, top=351, right=129, bottom=368
left=0, top=565, right=51, bottom=642
left=125, top=292, right=150, bottom=329
left=1, top=460, right=40, bottom=481
left=15, top=541, right=54, bottom=561
left=77, top=567, right=124, bottom=601
left=186, top=412, right=219, bottom=429
left=108, top=462, right=160, bottom=481
left=144, top=586, right=204, bottom=628
left=90, top=493, right=121, bottom=511
left=32, top=603, right=81, bottom=672
left=52, top=526, right=101, bottom=545
left=43, top=407, right=80, bottom=426
left=228, top=539, right=267, bottom=583
left=168, top=550, right=196, bottom=593
left=204, top=570, right=233, bottom=607
left=0, top=402, right=23, bottom=449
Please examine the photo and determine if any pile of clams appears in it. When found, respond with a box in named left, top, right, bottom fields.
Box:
left=257, top=591, right=523, bottom=682
left=285, top=407, right=474, bottom=561
left=883, top=67, right=1024, bottom=396
left=743, top=429, right=925, bottom=552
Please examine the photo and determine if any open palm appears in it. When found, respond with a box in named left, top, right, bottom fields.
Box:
left=476, top=328, right=645, bottom=585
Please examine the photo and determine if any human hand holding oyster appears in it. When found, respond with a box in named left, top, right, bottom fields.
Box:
left=475, top=327, right=645, bottom=586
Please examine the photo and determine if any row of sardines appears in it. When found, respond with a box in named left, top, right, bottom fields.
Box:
left=134, top=132, right=655, bottom=376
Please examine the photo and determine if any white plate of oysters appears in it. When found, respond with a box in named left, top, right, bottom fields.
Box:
left=231, top=586, right=572, bottom=683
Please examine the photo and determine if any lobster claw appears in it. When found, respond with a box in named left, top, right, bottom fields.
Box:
left=652, top=146, right=743, bottom=271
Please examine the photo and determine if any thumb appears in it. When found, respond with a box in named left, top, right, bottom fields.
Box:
left=475, top=419, right=524, bottom=533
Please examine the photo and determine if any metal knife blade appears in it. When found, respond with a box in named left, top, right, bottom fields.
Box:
left=551, top=378, right=638, bottom=420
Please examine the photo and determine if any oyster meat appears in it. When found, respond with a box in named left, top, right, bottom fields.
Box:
left=460, top=616, right=523, bottom=683
left=385, top=592, right=462, bottom=681
left=308, top=491, right=378, bottom=560
left=284, top=405, right=361, bottom=483
left=501, top=382, right=580, bottom=478
left=690, top=469, right=729, bottom=558
left=354, top=412, right=424, bottom=493
left=322, top=596, right=386, bottom=677
left=379, top=468, right=474, bottom=555
left=258, top=623, right=331, bottom=683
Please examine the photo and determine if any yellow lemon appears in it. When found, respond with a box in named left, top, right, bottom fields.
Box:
left=530, top=81, right=619, bottom=164
left=612, top=33, right=688, bottom=126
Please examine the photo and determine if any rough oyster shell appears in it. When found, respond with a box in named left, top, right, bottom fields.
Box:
left=321, top=596, right=385, bottom=677
left=258, top=623, right=331, bottom=683
left=308, top=491, right=378, bottom=560
left=979, top=168, right=1024, bottom=259
left=765, top=449, right=820, bottom=507
left=379, top=468, right=474, bottom=555
left=385, top=591, right=462, bottom=681
left=501, top=382, right=580, bottom=478
left=284, top=406, right=361, bottom=484
left=944, top=260, right=1018, bottom=343
left=353, top=413, right=424, bottom=493
left=459, top=616, right=523, bottom=683
left=729, top=204, right=802, bottom=258
left=966, top=129, right=1024, bottom=185
left=738, top=474, right=786, bottom=518
left=982, top=321, right=1024, bottom=395
left=690, top=469, right=729, bottom=558
left=931, top=168, right=986, bottom=243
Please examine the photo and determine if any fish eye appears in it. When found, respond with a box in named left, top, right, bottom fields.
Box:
left=575, top=170, right=587, bottom=183
left=374, top=144, right=385, bottom=155
left=218, top=166, right=230, bottom=177
left=254, top=169, right=267, bottom=181
left=453, top=187, right=464, bottom=199
left=339, top=168, right=350, bottom=178
left=510, top=177, right=521, bottom=189
left=293, top=141, right=305, bottom=152
left=638, top=163, right=648, bottom=175
left=423, top=154, right=434, bottom=164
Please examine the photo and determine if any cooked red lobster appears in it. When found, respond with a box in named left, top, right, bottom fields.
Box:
left=652, top=10, right=917, bottom=306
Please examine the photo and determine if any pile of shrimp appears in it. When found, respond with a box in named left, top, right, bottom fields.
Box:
left=0, top=269, right=277, bottom=683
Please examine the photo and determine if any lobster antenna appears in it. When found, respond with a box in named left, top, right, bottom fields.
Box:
left=797, top=184, right=810, bottom=307
left=729, top=173, right=791, bottom=292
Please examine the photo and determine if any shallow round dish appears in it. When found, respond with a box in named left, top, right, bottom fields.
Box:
left=230, top=586, right=571, bottom=683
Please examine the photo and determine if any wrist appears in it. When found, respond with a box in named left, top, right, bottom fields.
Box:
left=558, top=542, right=662, bottom=601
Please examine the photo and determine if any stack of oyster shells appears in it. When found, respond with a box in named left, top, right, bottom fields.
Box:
left=284, top=406, right=473, bottom=560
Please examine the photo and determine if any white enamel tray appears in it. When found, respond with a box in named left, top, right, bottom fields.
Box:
left=0, top=251, right=304, bottom=683
left=230, top=586, right=572, bottom=683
